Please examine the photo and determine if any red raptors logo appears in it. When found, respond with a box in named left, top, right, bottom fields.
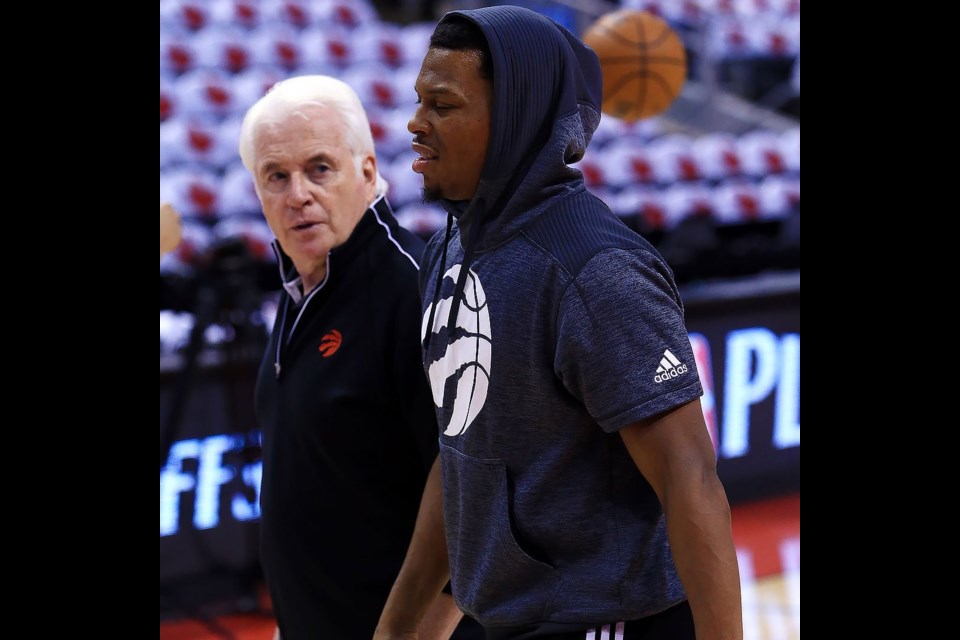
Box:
left=319, top=330, right=342, bottom=357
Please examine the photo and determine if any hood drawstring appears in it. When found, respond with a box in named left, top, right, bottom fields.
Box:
left=445, top=198, right=485, bottom=337
left=424, top=153, right=534, bottom=357
left=423, top=196, right=485, bottom=355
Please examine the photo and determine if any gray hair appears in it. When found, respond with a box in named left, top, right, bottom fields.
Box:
left=238, top=75, right=388, bottom=196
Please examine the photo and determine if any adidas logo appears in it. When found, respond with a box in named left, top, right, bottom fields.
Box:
left=654, top=349, right=688, bottom=383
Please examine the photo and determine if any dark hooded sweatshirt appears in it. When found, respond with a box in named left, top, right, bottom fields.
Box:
left=419, top=7, right=703, bottom=629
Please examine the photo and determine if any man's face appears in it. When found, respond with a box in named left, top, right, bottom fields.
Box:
left=252, top=105, right=376, bottom=289
left=409, top=47, right=492, bottom=202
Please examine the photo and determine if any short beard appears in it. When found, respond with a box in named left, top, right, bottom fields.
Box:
left=421, top=187, right=442, bottom=203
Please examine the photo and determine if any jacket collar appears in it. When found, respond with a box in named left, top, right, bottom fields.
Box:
left=269, top=193, right=396, bottom=303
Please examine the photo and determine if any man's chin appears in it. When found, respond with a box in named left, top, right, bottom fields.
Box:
left=422, top=187, right=442, bottom=203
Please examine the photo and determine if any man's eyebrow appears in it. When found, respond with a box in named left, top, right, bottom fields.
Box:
left=258, top=160, right=282, bottom=175
left=305, top=152, right=335, bottom=165
left=420, top=86, right=458, bottom=97
left=258, top=153, right=335, bottom=175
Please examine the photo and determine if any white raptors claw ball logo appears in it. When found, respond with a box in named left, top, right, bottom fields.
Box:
left=422, top=265, right=492, bottom=436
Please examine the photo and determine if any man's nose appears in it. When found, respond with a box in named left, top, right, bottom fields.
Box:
left=286, top=172, right=312, bottom=207
left=408, top=106, right=428, bottom=136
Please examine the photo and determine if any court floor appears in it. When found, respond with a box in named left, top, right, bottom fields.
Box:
left=160, top=492, right=800, bottom=640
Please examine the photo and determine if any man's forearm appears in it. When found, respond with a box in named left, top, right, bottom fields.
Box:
left=664, top=475, right=743, bottom=640
left=418, top=592, right=463, bottom=640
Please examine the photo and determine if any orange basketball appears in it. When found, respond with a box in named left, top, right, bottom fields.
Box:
left=582, top=10, right=688, bottom=122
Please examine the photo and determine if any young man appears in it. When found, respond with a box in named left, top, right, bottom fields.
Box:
left=238, top=75, right=470, bottom=640
left=376, top=8, right=742, bottom=640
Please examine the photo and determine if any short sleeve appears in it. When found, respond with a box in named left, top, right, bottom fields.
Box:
left=555, top=248, right=702, bottom=431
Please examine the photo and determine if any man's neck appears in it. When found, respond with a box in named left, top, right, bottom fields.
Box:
left=301, top=265, right=326, bottom=296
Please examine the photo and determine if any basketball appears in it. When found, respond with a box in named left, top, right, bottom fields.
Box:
left=582, top=9, right=688, bottom=122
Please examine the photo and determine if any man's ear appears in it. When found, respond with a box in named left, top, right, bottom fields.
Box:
left=362, top=154, right=377, bottom=187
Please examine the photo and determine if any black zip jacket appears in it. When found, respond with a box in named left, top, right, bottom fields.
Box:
left=255, top=195, right=438, bottom=640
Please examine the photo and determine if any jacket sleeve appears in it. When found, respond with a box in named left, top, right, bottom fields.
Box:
left=392, top=272, right=440, bottom=471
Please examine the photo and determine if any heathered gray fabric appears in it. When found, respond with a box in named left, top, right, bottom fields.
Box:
left=418, top=5, right=702, bottom=627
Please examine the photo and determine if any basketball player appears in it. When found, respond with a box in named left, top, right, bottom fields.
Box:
left=237, top=75, right=480, bottom=640
left=375, top=8, right=742, bottom=639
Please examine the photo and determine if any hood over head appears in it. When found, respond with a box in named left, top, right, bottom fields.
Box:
left=442, top=5, right=602, bottom=247
left=423, top=6, right=603, bottom=347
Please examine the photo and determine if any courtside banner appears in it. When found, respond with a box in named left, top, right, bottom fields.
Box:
left=160, top=362, right=262, bottom=609
left=683, top=272, right=800, bottom=502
